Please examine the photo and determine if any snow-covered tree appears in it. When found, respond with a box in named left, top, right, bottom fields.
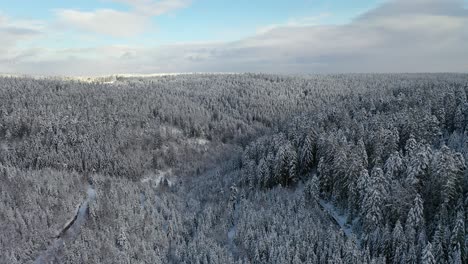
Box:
left=421, top=242, right=436, bottom=264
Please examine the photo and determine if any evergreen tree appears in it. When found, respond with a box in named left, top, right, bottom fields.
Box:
left=449, top=243, right=462, bottom=264
left=421, top=242, right=436, bottom=264
left=432, top=218, right=450, bottom=263
left=391, top=220, right=407, bottom=264
left=362, top=176, right=384, bottom=232
left=300, top=133, right=315, bottom=173
left=357, top=168, right=370, bottom=206
left=304, top=175, right=320, bottom=204
left=257, top=158, right=270, bottom=188
left=406, top=194, right=425, bottom=233
left=384, top=151, right=403, bottom=179
left=357, top=138, right=369, bottom=169
left=450, top=210, right=466, bottom=262
left=436, top=146, right=465, bottom=206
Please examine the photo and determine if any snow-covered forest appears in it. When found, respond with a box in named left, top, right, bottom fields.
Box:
left=0, top=73, right=467, bottom=263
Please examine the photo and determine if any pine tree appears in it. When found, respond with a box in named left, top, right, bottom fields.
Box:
left=304, top=175, right=320, bottom=204
left=405, top=144, right=431, bottom=187
left=406, top=242, right=418, bottom=264
left=405, top=134, right=417, bottom=156
left=318, top=156, right=333, bottom=194
left=450, top=210, right=465, bottom=262
left=361, top=167, right=387, bottom=231
left=449, top=243, right=462, bottom=264
left=391, top=220, right=407, bottom=264
left=362, top=177, right=383, bottom=233
left=436, top=146, right=465, bottom=206
left=453, top=104, right=465, bottom=131
left=257, top=158, right=269, bottom=188
left=432, top=239, right=445, bottom=264
left=116, top=226, right=128, bottom=251
left=275, top=145, right=288, bottom=186
left=406, top=194, right=425, bottom=233
left=332, top=145, right=349, bottom=201
left=347, top=153, right=363, bottom=219
left=356, top=168, right=370, bottom=206
left=384, top=151, right=403, bottom=179
left=288, top=146, right=298, bottom=185
left=275, top=143, right=298, bottom=186
left=357, top=138, right=368, bottom=169
left=421, top=242, right=436, bottom=264
left=370, top=167, right=388, bottom=198
left=417, top=230, right=428, bottom=264
left=300, top=133, right=315, bottom=173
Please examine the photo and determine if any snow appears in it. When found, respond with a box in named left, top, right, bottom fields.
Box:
left=0, top=72, right=241, bottom=82
left=139, top=192, right=146, bottom=209
left=228, top=226, right=236, bottom=241
left=59, top=202, right=81, bottom=234
left=86, top=186, right=96, bottom=201
left=319, top=199, right=357, bottom=240
left=186, top=138, right=209, bottom=152
left=227, top=222, right=238, bottom=257
left=227, top=200, right=239, bottom=257
left=161, top=126, right=183, bottom=137
left=140, top=169, right=174, bottom=187
left=35, top=185, right=96, bottom=264
left=187, top=138, right=209, bottom=146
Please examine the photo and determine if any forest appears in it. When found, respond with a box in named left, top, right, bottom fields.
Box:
left=0, top=73, right=467, bottom=263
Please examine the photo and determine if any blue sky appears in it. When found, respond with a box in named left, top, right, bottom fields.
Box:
left=0, top=0, right=467, bottom=75
left=0, top=0, right=383, bottom=45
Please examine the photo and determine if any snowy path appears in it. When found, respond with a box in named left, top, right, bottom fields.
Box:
left=319, top=199, right=358, bottom=240
left=227, top=201, right=239, bottom=259
left=35, top=185, right=96, bottom=264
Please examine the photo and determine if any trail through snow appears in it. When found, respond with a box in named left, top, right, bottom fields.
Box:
left=227, top=202, right=239, bottom=259
left=34, top=185, right=96, bottom=264
left=319, top=199, right=359, bottom=242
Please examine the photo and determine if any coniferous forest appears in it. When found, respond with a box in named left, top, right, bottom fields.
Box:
left=0, top=73, right=467, bottom=264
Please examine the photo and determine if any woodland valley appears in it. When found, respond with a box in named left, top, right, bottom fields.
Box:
left=0, top=73, right=467, bottom=264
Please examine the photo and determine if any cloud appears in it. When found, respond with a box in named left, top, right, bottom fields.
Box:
left=110, top=0, right=192, bottom=16
left=186, top=0, right=468, bottom=73
left=256, top=13, right=331, bottom=34
left=55, top=9, right=149, bottom=37
left=2, top=0, right=468, bottom=75
left=358, top=0, right=468, bottom=19
left=0, top=14, right=44, bottom=38
left=0, top=14, right=44, bottom=67
left=54, top=0, right=191, bottom=37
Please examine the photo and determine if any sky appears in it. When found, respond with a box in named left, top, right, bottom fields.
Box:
left=0, top=0, right=467, bottom=76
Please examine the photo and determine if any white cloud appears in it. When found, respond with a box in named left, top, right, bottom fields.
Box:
left=52, top=0, right=191, bottom=38
left=2, top=0, right=468, bottom=75
left=257, top=13, right=331, bottom=34
left=0, top=14, right=7, bottom=25
left=0, top=14, right=44, bottom=67
left=55, top=9, right=149, bottom=37
left=110, top=0, right=192, bottom=16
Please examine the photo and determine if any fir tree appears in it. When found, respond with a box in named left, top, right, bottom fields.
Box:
left=421, top=242, right=436, bottom=264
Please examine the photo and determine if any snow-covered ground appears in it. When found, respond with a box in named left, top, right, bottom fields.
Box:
left=35, top=185, right=96, bottom=264
left=319, top=199, right=360, bottom=243
left=227, top=226, right=236, bottom=242
left=227, top=206, right=239, bottom=257
left=187, top=138, right=209, bottom=146
left=140, top=169, right=174, bottom=187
